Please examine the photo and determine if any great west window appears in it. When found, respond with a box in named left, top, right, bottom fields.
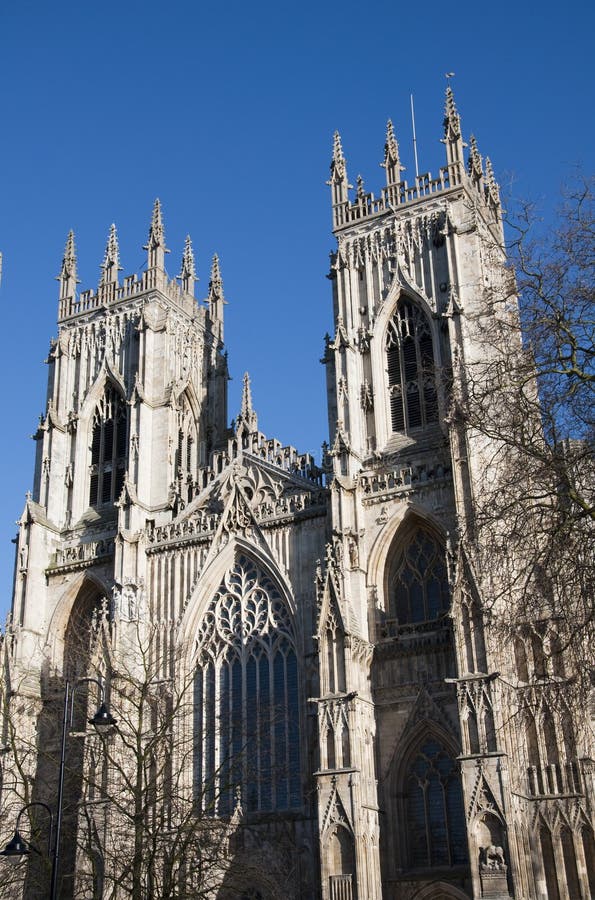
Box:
left=194, top=555, right=301, bottom=816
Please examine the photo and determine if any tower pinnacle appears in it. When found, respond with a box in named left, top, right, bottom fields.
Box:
left=144, top=198, right=169, bottom=271
left=442, top=86, right=465, bottom=186
left=328, top=131, right=350, bottom=225
left=178, top=235, right=197, bottom=296
left=208, top=253, right=225, bottom=341
left=236, top=372, right=258, bottom=434
left=57, top=230, right=79, bottom=301
left=484, top=157, right=500, bottom=206
left=100, top=223, right=122, bottom=287
left=381, top=119, right=404, bottom=203
left=467, top=135, right=484, bottom=187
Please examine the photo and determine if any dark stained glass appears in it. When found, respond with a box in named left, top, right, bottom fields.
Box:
left=405, top=739, right=468, bottom=869
left=194, top=557, right=301, bottom=816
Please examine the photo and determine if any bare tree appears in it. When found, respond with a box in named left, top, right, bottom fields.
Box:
left=454, top=175, right=594, bottom=691
left=0, top=615, right=296, bottom=900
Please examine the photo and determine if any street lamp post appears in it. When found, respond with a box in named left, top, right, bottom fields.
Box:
left=0, top=801, right=53, bottom=864
left=1, top=677, right=116, bottom=900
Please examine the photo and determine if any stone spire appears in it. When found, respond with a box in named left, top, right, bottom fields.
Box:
left=57, top=230, right=79, bottom=300
left=144, top=198, right=169, bottom=271
left=207, top=253, right=225, bottom=340
left=178, top=234, right=197, bottom=296
left=467, top=135, right=484, bottom=188
left=328, top=131, right=350, bottom=226
left=381, top=120, right=404, bottom=197
left=236, top=372, right=258, bottom=434
left=484, top=157, right=501, bottom=207
left=99, top=223, right=122, bottom=286
left=442, top=86, right=465, bottom=186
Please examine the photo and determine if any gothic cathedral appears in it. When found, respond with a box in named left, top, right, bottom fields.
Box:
left=2, top=89, right=594, bottom=900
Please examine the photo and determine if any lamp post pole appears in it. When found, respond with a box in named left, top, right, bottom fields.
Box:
left=0, top=677, right=117, bottom=897
left=49, top=681, right=71, bottom=900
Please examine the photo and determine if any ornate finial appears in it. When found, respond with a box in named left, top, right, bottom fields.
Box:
left=100, top=224, right=122, bottom=286
left=443, top=85, right=461, bottom=139
left=328, top=130, right=350, bottom=186
left=143, top=198, right=169, bottom=269
left=381, top=119, right=405, bottom=191
left=207, top=253, right=225, bottom=339
left=356, top=174, right=365, bottom=202
left=208, top=253, right=223, bottom=302
left=467, top=135, right=483, bottom=183
left=178, top=234, right=197, bottom=296
left=331, top=131, right=345, bottom=176
left=236, top=372, right=258, bottom=434
left=442, top=85, right=465, bottom=185
left=57, top=230, right=79, bottom=299
left=328, top=131, right=351, bottom=224
left=484, top=158, right=500, bottom=206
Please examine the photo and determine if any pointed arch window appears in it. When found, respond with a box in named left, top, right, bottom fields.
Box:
left=89, top=386, right=127, bottom=507
left=323, top=605, right=346, bottom=695
left=175, top=393, right=199, bottom=505
left=389, top=529, right=450, bottom=625
left=386, top=298, right=438, bottom=433
left=405, top=737, right=468, bottom=869
left=194, top=555, right=301, bottom=816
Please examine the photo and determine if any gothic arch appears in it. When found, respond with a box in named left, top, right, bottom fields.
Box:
left=325, top=823, right=356, bottom=880
left=79, top=361, right=127, bottom=423
left=188, top=547, right=304, bottom=817
left=73, top=368, right=128, bottom=517
left=411, top=884, right=470, bottom=900
left=370, top=283, right=442, bottom=449
left=388, top=718, right=462, bottom=792
left=367, top=504, right=448, bottom=617
left=171, top=378, right=200, bottom=422
left=177, top=538, right=300, bottom=663
left=45, top=571, right=112, bottom=667
left=385, top=721, right=467, bottom=874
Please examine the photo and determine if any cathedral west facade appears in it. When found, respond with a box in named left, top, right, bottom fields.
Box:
left=2, top=89, right=594, bottom=899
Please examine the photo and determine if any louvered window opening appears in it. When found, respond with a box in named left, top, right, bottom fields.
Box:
left=406, top=738, right=468, bottom=869
left=89, top=387, right=127, bottom=507
left=386, top=299, right=438, bottom=433
left=194, top=556, right=301, bottom=816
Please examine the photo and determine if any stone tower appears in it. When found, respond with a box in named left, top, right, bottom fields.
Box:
left=1, top=88, right=594, bottom=900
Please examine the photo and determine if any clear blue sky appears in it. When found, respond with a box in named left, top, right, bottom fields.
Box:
left=0, top=0, right=593, bottom=620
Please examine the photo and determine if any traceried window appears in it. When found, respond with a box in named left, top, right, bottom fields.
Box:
left=389, top=529, right=450, bottom=624
left=89, top=386, right=127, bottom=507
left=386, top=298, right=438, bottom=433
left=194, top=555, right=301, bottom=817
left=405, top=738, right=468, bottom=869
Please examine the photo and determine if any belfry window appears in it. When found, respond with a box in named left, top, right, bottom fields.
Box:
left=89, top=386, right=127, bottom=507
left=194, top=555, right=301, bottom=816
left=389, top=529, right=450, bottom=625
left=405, top=738, right=468, bottom=869
left=386, top=299, right=438, bottom=433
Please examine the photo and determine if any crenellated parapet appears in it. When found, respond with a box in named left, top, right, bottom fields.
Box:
left=329, top=86, right=502, bottom=235
left=56, top=200, right=224, bottom=337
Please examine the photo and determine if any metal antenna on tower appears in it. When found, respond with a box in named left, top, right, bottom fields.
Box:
left=410, top=93, right=419, bottom=179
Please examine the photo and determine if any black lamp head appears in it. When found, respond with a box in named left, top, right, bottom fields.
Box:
left=89, top=702, right=117, bottom=734
left=0, top=829, right=30, bottom=864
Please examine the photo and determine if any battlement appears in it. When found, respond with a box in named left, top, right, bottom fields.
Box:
left=333, top=168, right=455, bottom=230
left=56, top=200, right=225, bottom=338
left=58, top=269, right=200, bottom=322
left=330, top=87, right=501, bottom=234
